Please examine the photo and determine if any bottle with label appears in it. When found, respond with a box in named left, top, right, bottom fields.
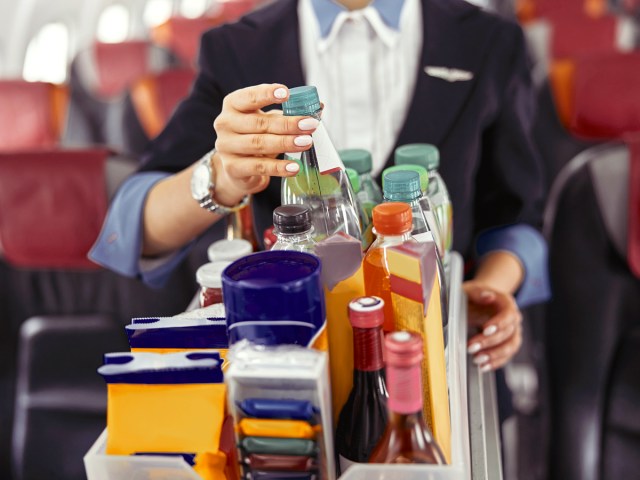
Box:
left=395, top=144, right=453, bottom=260
left=383, top=169, right=448, bottom=320
left=369, top=331, right=446, bottom=465
left=363, top=203, right=417, bottom=332
left=225, top=196, right=260, bottom=251
left=271, top=205, right=317, bottom=254
left=196, top=261, right=232, bottom=308
left=335, top=296, right=388, bottom=473
left=281, top=86, right=362, bottom=243
left=345, top=167, right=373, bottom=249
left=339, top=148, right=382, bottom=221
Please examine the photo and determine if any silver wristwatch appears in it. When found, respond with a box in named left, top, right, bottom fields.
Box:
left=190, top=150, right=249, bottom=214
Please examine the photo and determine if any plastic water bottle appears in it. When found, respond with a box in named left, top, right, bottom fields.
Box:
left=281, top=86, right=362, bottom=243
left=395, top=144, right=453, bottom=260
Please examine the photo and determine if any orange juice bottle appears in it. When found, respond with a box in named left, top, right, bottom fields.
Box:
left=363, top=203, right=417, bottom=332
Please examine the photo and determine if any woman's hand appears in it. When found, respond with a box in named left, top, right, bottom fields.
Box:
left=463, top=280, right=523, bottom=372
left=211, top=83, right=320, bottom=207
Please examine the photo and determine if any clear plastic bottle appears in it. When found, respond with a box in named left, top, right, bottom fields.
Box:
left=281, top=86, right=362, bottom=243
left=382, top=170, right=432, bottom=242
left=395, top=144, right=453, bottom=260
left=363, top=202, right=417, bottom=332
left=339, top=148, right=383, bottom=221
left=383, top=164, right=445, bottom=260
left=346, top=167, right=373, bottom=249
left=270, top=205, right=317, bottom=254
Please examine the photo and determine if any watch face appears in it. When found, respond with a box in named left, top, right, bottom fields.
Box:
left=191, top=163, right=211, bottom=200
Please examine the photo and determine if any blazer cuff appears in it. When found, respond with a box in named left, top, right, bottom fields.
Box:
left=476, top=224, right=551, bottom=308
left=89, top=172, right=192, bottom=288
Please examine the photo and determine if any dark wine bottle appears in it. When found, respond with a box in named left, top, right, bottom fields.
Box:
left=335, top=296, right=388, bottom=473
left=369, top=331, right=446, bottom=464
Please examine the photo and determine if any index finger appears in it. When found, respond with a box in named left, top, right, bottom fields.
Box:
left=224, top=83, right=289, bottom=113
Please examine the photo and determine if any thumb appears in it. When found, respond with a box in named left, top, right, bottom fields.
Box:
left=464, top=283, right=497, bottom=304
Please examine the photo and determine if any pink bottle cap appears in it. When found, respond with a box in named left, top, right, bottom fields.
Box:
left=348, top=296, right=385, bottom=329
left=386, top=331, right=424, bottom=414
left=385, top=331, right=423, bottom=367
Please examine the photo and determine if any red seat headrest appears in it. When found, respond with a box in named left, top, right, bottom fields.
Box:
left=93, top=41, right=157, bottom=98
left=130, top=68, right=195, bottom=138
left=0, top=81, right=68, bottom=151
left=0, top=149, right=109, bottom=269
left=152, top=16, right=222, bottom=66
left=570, top=53, right=640, bottom=140
left=551, top=15, right=618, bottom=59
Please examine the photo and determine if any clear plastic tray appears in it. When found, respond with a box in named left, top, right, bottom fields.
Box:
left=84, top=429, right=199, bottom=480
left=338, top=252, right=470, bottom=480
left=85, top=252, right=469, bottom=480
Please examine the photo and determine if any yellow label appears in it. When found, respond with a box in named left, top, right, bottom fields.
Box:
left=106, top=383, right=227, bottom=456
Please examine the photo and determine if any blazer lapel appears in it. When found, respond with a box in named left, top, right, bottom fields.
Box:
left=392, top=0, right=496, bottom=163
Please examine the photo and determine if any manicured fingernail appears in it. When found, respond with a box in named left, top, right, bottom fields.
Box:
left=480, top=291, right=495, bottom=299
left=483, top=325, right=498, bottom=336
left=480, top=364, right=492, bottom=373
left=274, top=87, right=288, bottom=99
left=285, top=162, right=300, bottom=173
left=474, top=354, right=490, bottom=365
left=298, top=118, right=319, bottom=130
left=467, top=343, right=482, bottom=354
left=294, top=135, right=313, bottom=146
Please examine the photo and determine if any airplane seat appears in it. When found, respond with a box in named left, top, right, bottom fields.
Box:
left=517, top=0, right=608, bottom=24
left=526, top=11, right=635, bottom=189
left=11, top=314, right=127, bottom=480
left=150, top=0, right=260, bottom=66
left=128, top=67, right=196, bottom=142
left=63, top=40, right=179, bottom=158
left=542, top=51, right=640, bottom=480
left=151, top=15, right=225, bottom=67
left=0, top=149, right=207, bottom=479
left=0, top=81, right=68, bottom=152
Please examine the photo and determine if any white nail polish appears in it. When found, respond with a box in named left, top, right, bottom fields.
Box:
left=298, top=118, right=319, bottom=130
left=285, top=162, right=299, bottom=173
left=467, top=343, right=481, bottom=354
left=274, top=88, right=287, bottom=99
left=474, top=354, right=490, bottom=365
left=483, top=325, right=498, bottom=336
left=294, top=135, right=313, bottom=147
left=480, top=364, right=492, bottom=373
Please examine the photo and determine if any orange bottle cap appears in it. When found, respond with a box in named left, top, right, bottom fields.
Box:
left=372, top=202, right=413, bottom=235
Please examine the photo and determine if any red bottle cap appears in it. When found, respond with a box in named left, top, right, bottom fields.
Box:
left=385, top=331, right=423, bottom=368
left=372, top=202, right=413, bottom=235
left=348, top=296, right=385, bottom=329
left=263, top=226, right=277, bottom=250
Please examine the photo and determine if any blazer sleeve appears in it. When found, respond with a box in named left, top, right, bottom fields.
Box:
left=473, top=23, right=550, bottom=306
left=138, top=29, right=228, bottom=174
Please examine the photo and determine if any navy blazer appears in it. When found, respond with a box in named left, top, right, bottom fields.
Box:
left=139, top=0, right=545, bottom=259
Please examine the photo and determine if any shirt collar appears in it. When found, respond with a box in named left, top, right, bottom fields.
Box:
left=310, top=0, right=406, bottom=38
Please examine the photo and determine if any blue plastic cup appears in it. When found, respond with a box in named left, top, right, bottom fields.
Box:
left=221, top=251, right=325, bottom=346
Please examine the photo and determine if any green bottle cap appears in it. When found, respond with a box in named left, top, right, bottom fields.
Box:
left=282, top=86, right=321, bottom=116
left=394, top=143, right=440, bottom=171
left=339, top=149, right=372, bottom=174
left=345, top=168, right=361, bottom=193
left=382, top=165, right=429, bottom=193
left=383, top=170, right=422, bottom=202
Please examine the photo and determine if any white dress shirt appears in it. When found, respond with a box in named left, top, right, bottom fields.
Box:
left=298, top=0, right=422, bottom=176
